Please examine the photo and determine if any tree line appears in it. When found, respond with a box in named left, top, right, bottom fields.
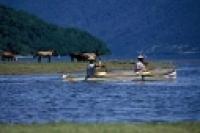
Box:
left=0, top=5, right=110, bottom=55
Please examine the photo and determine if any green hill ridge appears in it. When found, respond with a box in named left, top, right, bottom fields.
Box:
left=0, top=5, right=110, bottom=55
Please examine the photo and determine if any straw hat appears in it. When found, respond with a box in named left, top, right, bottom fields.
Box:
left=137, top=54, right=144, bottom=59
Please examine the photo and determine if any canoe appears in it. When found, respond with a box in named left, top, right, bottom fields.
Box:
left=63, top=77, right=175, bottom=82
left=62, top=70, right=176, bottom=82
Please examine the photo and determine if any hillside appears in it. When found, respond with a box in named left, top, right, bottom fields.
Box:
left=1, top=0, right=199, bottom=58
left=0, top=5, right=110, bottom=55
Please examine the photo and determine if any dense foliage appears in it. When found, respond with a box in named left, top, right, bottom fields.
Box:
left=0, top=5, right=110, bottom=55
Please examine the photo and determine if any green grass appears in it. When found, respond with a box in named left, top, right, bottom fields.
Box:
left=0, top=62, right=87, bottom=74
left=0, top=60, right=174, bottom=75
left=0, top=122, right=199, bottom=133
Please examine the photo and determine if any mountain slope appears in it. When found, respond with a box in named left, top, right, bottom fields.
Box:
left=0, top=5, right=110, bottom=55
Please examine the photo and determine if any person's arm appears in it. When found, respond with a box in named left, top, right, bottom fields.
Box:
left=142, top=63, right=146, bottom=71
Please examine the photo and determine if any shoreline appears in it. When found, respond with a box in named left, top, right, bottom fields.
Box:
left=0, top=122, right=199, bottom=133
left=0, top=60, right=174, bottom=75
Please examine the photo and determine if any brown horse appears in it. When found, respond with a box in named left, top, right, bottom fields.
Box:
left=1, top=51, right=16, bottom=61
left=36, top=50, right=54, bottom=63
left=69, top=53, right=96, bottom=62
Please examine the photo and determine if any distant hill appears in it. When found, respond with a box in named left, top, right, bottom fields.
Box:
left=0, top=5, right=110, bottom=55
left=1, top=0, right=199, bottom=59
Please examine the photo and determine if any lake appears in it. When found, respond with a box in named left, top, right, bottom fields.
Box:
left=0, top=60, right=200, bottom=123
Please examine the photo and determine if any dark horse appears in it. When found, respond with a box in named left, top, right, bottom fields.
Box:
left=1, top=51, right=16, bottom=61
left=69, top=53, right=96, bottom=62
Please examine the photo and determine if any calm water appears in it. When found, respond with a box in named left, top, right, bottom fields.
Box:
left=0, top=61, right=200, bottom=123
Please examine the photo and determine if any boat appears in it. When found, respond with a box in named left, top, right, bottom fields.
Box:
left=62, top=69, right=176, bottom=82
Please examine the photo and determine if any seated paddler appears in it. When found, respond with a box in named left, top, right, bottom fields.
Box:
left=85, top=57, right=96, bottom=80
left=134, top=54, right=151, bottom=80
left=135, top=54, right=146, bottom=72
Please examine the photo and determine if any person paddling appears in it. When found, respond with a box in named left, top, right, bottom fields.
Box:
left=134, top=54, right=147, bottom=80
left=135, top=55, right=146, bottom=72
left=85, top=57, right=96, bottom=80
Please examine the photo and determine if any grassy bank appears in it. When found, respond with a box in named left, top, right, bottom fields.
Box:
left=0, top=122, right=199, bottom=133
left=0, top=62, right=87, bottom=75
left=0, top=60, right=174, bottom=75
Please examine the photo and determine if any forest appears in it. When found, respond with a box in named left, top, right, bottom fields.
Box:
left=0, top=5, right=110, bottom=55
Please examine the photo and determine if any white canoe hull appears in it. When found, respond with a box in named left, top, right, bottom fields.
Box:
left=63, top=72, right=176, bottom=82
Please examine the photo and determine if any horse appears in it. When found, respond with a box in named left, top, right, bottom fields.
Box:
left=36, top=50, right=54, bottom=63
left=1, top=51, right=16, bottom=61
left=69, top=53, right=96, bottom=62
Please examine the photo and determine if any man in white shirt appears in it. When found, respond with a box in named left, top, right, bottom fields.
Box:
left=135, top=55, right=146, bottom=73
left=135, top=54, right=149, bottom=81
